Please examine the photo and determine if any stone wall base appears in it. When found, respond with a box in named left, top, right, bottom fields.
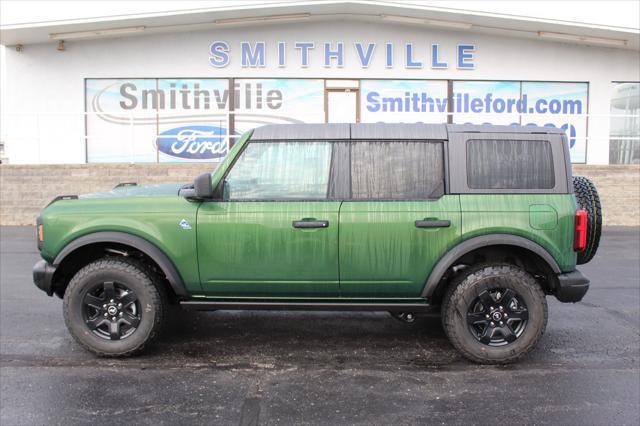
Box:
left=1, top=164, right=638, bottom=226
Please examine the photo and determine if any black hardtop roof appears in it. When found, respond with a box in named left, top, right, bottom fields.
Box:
left=250, top=123, right=564, bottom=140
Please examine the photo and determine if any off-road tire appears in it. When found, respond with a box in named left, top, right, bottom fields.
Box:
left=573, top=176, right=602, bottom=264
left=63, top=257, right=167, bottom=357
left=442, top=264, right=548, bottom=364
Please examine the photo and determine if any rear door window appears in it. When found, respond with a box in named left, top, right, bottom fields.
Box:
left=350, top=141, right=444, bottom=200
left=466, top=139, right=555, bottom=189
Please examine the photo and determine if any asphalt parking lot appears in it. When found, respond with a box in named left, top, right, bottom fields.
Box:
left=1, top=226, right=639, bottom=425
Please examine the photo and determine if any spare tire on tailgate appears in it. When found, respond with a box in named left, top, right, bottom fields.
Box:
left=572, top=176, right=602, bottom=264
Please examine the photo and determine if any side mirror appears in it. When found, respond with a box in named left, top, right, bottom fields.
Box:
left=194, top=173, right=214, bottom=199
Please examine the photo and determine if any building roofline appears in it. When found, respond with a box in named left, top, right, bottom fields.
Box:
left=1, top=1, right=638, bottom=49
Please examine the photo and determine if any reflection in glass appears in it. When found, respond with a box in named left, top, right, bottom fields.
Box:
left=609, top=83, right=640, bottom=164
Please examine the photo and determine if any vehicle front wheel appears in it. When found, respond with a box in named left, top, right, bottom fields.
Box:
left=442, top=264, right=548, bottom=364
left=63, top=257, right=166, bottom=357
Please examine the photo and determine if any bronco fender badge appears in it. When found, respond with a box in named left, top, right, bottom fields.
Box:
left=179, top=219, right=192, bottom=230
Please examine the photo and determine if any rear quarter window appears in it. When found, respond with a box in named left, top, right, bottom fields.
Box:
left=466, top=139, right=555, bottom=190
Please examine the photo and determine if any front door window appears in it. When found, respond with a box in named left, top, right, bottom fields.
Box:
left=225, top=142, right=332, bottom=200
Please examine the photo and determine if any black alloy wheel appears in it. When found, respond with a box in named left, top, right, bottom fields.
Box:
left=82, top=281, right=141, bottom=340
left=442, top=264, right=547, bottom=364
left=466, top=288, right=529, bottom=346
left=64, top=257, right=166, bottom=357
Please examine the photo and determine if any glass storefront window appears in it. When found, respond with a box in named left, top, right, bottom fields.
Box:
left=85, top=78, right=594, bottom=164
left=452, top=81, right=520, bottom=126
left=609, top=82, right=640, bottom=164
left=452, top=81, right=588, bottom=163
left=233, top=79, right=325, bottom=134
left=359, top=80, right=448, bottom=124
left=85, top=78, right=230, bottom=163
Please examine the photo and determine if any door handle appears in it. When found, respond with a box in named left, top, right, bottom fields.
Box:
left=415, top=219, right=451, bottom=228
left=292, top=220, right=329, bottom=229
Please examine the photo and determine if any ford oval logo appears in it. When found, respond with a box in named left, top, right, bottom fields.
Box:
left=156, top=125, right=228, bottom=160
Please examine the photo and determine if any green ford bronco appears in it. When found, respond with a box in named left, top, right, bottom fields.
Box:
left=33, top=123, right=602, bottom=363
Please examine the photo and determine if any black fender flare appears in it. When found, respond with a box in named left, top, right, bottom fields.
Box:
left=53, top=231, right=187, bottom=297
left=421, top=234, right=561, bottom=299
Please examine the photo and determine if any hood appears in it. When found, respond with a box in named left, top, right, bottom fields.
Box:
left=79, top=183, right=185, bottom=199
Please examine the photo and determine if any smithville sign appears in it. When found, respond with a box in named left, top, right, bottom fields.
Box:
left=209, top=41, right=476, bottom=69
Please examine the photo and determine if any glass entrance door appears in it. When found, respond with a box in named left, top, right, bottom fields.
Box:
left=325, top=80, right=360, bottom=124
left=327, top=90, right=358, bottom=123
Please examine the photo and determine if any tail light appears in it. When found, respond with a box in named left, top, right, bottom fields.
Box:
left=574, top=209, right=587, bottom=252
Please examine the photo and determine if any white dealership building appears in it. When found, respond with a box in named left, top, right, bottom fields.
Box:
left=0, top=1, right=639, bottom=165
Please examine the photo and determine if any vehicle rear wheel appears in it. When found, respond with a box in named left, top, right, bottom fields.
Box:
left=442, top=264, right=547, bottom=364
left=573, top=176, right=602, bottom=264
left=63, top=257, right=166, bottom=357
